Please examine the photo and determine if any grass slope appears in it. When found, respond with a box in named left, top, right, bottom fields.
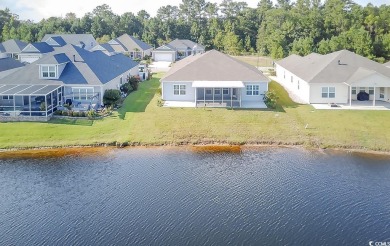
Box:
left=1, top=74, right=390, bottom=151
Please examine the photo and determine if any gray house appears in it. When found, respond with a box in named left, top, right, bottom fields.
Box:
left=0, top=44, right=139, bottom=120
left=161, top=50, right=269, bottom=108
left=152, top=39, right=205, bottom=62
left=19, top=42, right=54, bottom=63
left=0, top=39, right=28, bottom=60
left=91, top=34, right=153, bottom=59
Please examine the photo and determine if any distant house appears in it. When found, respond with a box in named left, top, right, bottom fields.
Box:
left=91, top=34, right=153, bottom=59
left=0, top=44, right=138, bottom=120
left=41, top=34, right=98, bottom=50
left=152, top=39, right=205, bottom=62
left=0, top=39, right=28, bottom=60
left=0, top=57, right=24, bottom=79
left=161, top=50, right=269, bottom=108
left=275, top=50, right=390, bottom=105
left=19, top=42, right=54, bottom=64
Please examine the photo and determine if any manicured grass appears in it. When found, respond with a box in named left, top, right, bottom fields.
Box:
left=1, top=74, right=390, bottom=151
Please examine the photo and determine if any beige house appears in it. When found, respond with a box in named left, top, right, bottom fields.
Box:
left=275, top=50, right=390, bottom=106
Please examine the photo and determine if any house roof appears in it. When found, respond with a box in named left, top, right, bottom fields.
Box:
left=49, top=36, right=67, bottom=47
left=0, top=39, right=28, bottom=53
left=161, top=49, right=270, bottom=82
left=168, top=39, right=205, bottom=50
left=95, top=34, right=153, bottom=54
left=21, top=42, right=54, bottom=54
left=0, top=57, right=25, bottom=72
left=41, top=34, right=97, bottom=49
left=276, top=50, right=390, bottom=84
left=0, top=44, right=139, bottom=86
left=154, top=44, right=176, bottom=51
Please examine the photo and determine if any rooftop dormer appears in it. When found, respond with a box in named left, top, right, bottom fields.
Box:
left=37, top=53, right=70, bottom=80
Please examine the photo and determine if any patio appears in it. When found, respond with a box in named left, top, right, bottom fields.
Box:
left=312, top=100, right=390, bottom=110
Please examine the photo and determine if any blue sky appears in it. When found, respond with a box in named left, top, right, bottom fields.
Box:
left=1, top=0, right=389, bottom=22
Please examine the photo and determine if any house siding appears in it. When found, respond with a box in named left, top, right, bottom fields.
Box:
left=309, top=83, right=349, bottom=104
left=162, top=82, right=195, bottom=102
left=241, top=82, right=268, bottom=102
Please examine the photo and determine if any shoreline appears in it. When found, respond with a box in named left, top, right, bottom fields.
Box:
left=1, top=141, right=389, bottom=158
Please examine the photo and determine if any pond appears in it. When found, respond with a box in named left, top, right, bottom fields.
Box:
left=0, top=147, right=389, bottom=245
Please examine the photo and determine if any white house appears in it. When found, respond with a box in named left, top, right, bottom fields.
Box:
left=161, top=50, right=270, bottom=108
left=275, top=50, right=390, bottom=105
left=0, top=44, right=138, bottom=119
left=153, top=39, right=205, bottom=62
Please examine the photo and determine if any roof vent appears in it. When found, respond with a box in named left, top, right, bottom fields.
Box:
left=73, top=55, right=76, bottom=62
left=338, top=60, right=341, bottom=65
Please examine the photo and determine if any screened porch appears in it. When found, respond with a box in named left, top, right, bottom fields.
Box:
left=0, top=84, right=63, bottom=118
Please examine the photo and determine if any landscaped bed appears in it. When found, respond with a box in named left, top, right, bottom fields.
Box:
left=1, top=73, right=390, bottom=152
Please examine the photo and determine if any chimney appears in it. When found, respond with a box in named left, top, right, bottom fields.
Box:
left=73, top=55, right=76, bottom=62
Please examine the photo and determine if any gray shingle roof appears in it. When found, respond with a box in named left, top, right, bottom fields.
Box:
left=0, top=39, right=28, bottom=53
left=22, top=42, right=54, bottom=53
left=155, top=44, right=176, bottom=51
left=168, top=39, right=205, bottom=50
left=276, top=50, right=390, bottom=84
left=0, top=44, right=138, bottom=86
left=97, top=34, right=153, bottom=53
left=37, top=53, right=70, bottom=65
left=41, top=34, right=97, bottom=49
left=0, top=57, right=25, bottom=72
left=49, top=36, right=67, bottom=46
left=162, top=49, right=270, bottom=82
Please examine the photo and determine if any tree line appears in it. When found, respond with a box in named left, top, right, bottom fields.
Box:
left=1, top=0, right=389, bottom=61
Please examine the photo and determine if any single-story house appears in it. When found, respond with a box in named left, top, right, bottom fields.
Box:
left=0, top=44, right=138, bottom=120
left=161, top=49, right=270, bottom=108
left=275, top=50, right=390, bottom=105
left=41, top=34, right=98, bottom=51
left=0, top=39, right=28, bottom=60
left=152, top=39, right=205, bottom=62
left=0, top=57, right=25, bottom=79
left=91, top=34, right=153, bottom=59
left=19, top=42, right=54, bottom=64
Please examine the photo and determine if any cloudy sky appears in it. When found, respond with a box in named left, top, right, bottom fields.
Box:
left=1, top=0, right=389, bottom=22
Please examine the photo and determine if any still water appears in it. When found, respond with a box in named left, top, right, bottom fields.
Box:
left=0, top=147, right=389, bottom=245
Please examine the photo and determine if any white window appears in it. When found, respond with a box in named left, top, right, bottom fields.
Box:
left=72, top=87, right=94, bottom=100
left=321, top=87, right=335, bottom=98
left=41, top=65, right=56, bottom=78
left=352, top=87, right=357, bottom=95
left=223, top=88, right=229, bottom=95
left=2, top=95, right=13, bottom=100
left=206, top=89, right=212, bottom=95
left=246, top=85, right=260, bottom=96
left=173, top=84, right=186, bottom=95
left=359, top=87, right=366, bottom=92
left=369, top=87, right=374, bottom=95
left=214, top=88, right=221, bottom=95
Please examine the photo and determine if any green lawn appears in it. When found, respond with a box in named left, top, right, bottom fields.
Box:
left=1, top=74, right=390, bottom=151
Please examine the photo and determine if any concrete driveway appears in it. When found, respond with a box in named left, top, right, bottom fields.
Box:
left=150, top=61, right=172, bottom=73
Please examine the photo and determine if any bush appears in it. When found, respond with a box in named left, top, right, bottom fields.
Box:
left=128, top=76, right=141, bottom=91
left=120, top=83, right=132, bottom=94
left=87, top=109, right=97, bottom=119
left=54, top=110, right=62, bottom=115
left=103, top=89, right=121, bottom=106
left=263, top=90, right=279, bottom=109
left=72, top=111, right=79, bottom=117
left=79, top=111, right=86, bottom=117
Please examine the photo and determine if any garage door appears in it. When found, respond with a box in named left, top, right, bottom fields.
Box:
left=154, top=53, right=173, bottom=62
left=20, top=55, right=41, bottom=64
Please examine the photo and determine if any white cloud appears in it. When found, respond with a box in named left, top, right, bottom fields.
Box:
left=0, top=0, right=388, bottom=22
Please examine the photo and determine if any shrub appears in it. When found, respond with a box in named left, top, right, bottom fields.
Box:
left=103, top=89, right=121, bottom=106
left=87, top=109, right=97, bottom=119
left=63, top=103, right=72, bottom=110
left=79, top=111, right=86, bottom=117
left=120, top=83, right=132, bottom=94
left=128, top=75, right=141, bottom=91
left=263, top=90, right=279, bottom=109
left=268, top=69, right=276, bottom=76
left=54, top=110, right=62, bottom=115
left=62, top=110, right=69, bottom=116
left=40, top=102, right=46, bottom=111
left=72, top=111, right=79, bottom=117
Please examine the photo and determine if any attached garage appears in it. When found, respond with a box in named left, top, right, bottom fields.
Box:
left=153, top=52, right=175, bottom=62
